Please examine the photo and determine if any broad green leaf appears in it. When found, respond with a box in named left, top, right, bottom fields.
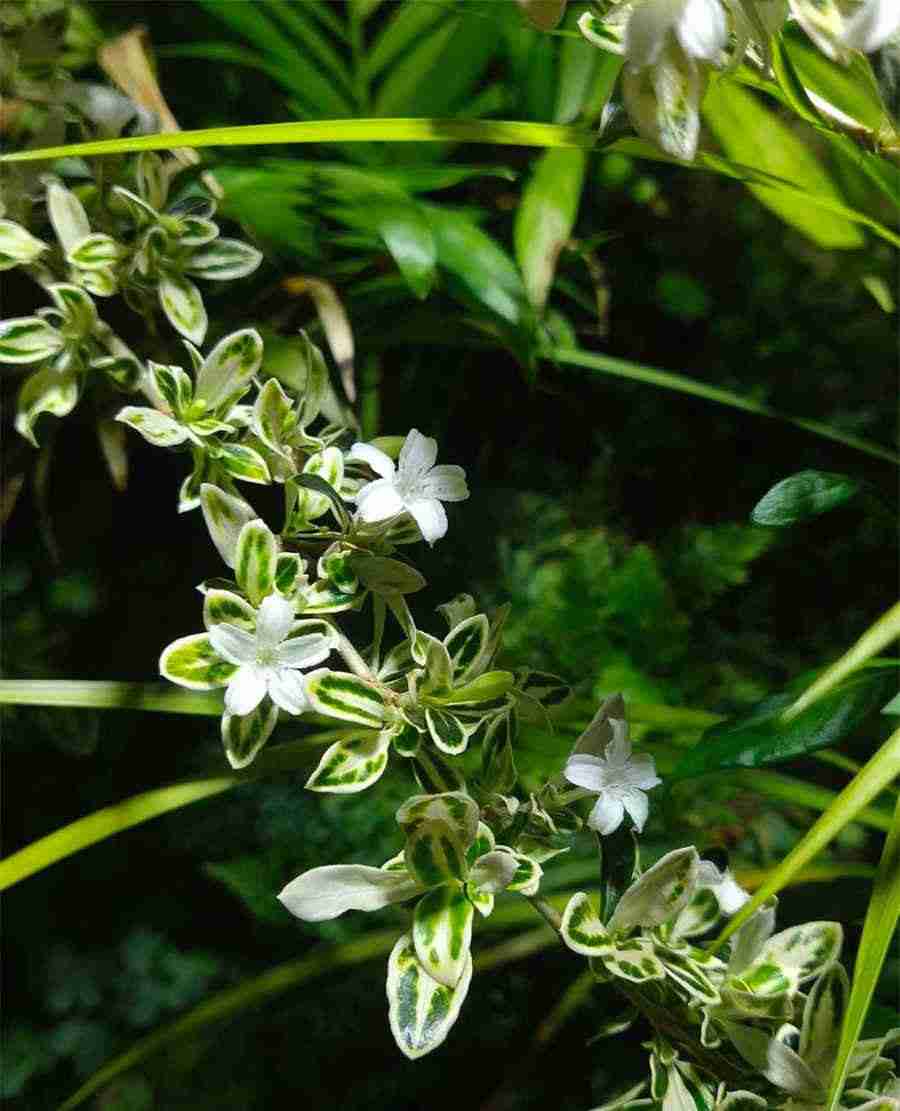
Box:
left=221, top=700, right=279, bottom=769
left=159, top=272, right=207, bottom=344
left=278, top=864, right=420, bottom=922
left=715, top=726, right=900, bottom=948
left=305, top=729, right=391, bottom=793
left=351, top=554, right=426, bottom=595
left=412, top=883, right=474, bottom=988
left=425, top=707, right=472, bottom=755
left=702, top=79, right=864, bottom=250
left=304, top=669, right=387, bottom=727
left=783, top=28, right=888, bottom=133
left=0, top=317, right=63, bottom=364
left=186, top=238, right=263, bottom=281
left=751, top=470, right=861, bottom=526
left=672, top=665, right=896, bottom=778
left=215, top=442, right=271, bottom=485
left=200, top=483, right=257, bottom=568
left=404, top=820, right=469, bottom=888
left=826, top=797, right=900, bottom=1109
left=387, top=931, right=473, bottom=1060
left=159, top=632, right=237, bottom=690
left=203, top=588, right=256, bottom=632
left=196, top=328, right=263, bottom=411
left=608, top=847, right=700, bottom=934
left=370, top=199, right=437, bottom=299
left=234, top=519, right=278, bottom=605
left=15, top=366, right=79, bottom=446
left=67, top=232, right=121, bottom=270
left=365, top=1, right=446, bottom=81
left=561, top=891, right=610, bottom=955
left=0, top=219, right=46, bottom=268
left=515, top=148, right=586, bottom=311
left=116, top=406, right=189, bottom=448
left=434, top=670, right=515, bottom=705
left=552, top=345, right=900, bottom=466
left=444, top=614, right=489, bottom=685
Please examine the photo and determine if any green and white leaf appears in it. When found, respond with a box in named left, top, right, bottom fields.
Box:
left=135, top=152, right=168, bottom=211
left=49, top=283, right=98, bottom=335
left=303, top=669, right=388, bottom=727
left=425, top=706, right=474, bottom=755
left=215, top=442, right=271, bottom=485
left=15, top=366, right=79, bottom=446
left=738, top=922, right=843, bottom=994
left=468, top=850, right=518, bottom=895
left=0, top=317, right=63, bottom=364
left=200, top=483, right=257, bottom=568
left=0, top=219, right=46, bottom=269
left=444, top=613, right=489, bottom=685
left=397, top=792, right=479, bottom=846
left=221, top=699, right=279, bottom=770
left=387, top=932, right=472, bottom=1060
left=751, top=470, right=861, bottom=527
left=404, top=820, right=469, bottom=889
left=116, top=406, right=190, bottom=448
left=561, top=892, right=612, bottom=955
left=801, top=963, right=849, bottom=1085
left=722, top=1021, right=824, bottom=1100
left=159, top=272, right=208, bottom=344
left=159, top=632, right=236, bottom=690
left=412, top=883, right=474, bottom=988
left=47, top=181, right=91, bottom=253
left=305, top=730, right=392, bottom=793
left=185, top=237, right=263, bottom=280
left=608, top=847, right=700, bottom=935
left=67, top=233, right=121, bottom=271
left=203, top=588, right=256, bottom=632
left=234, top=518, right=278, bottom=605
left=278, top=864, right=420, bottom=922
left=195, top=328, right=263, bottom=412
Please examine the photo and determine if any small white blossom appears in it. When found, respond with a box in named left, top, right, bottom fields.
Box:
left=697, top=860, right=750, bottom=914
left=208, top=594, right=333, bottom=716
left=563, top=718, right=661, bottom=835
left=349, top=428, right=469, bottom=545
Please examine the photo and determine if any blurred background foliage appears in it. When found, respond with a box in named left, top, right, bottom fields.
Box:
left=1, top=1, right=898, bottom=1108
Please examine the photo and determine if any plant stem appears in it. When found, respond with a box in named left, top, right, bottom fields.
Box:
left=335, top=632, right=375, bottom=679
left=525, top=895, right=563, bottom=934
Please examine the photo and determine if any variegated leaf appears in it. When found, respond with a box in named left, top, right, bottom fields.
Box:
left=662, top=1062, right=714, bottom=1111
left=739, top=922, right=843, bottom=995
left=397, top=792, right=479, bottom=846
left=252, top=376, right=295, bottom=454
left=437, top=593, right=477, bottom=630
left=67, top=233, right=121, bottom=271
left=279, top=865, right=420, bottom=922
left=76, top=265, right=117, bottom=298
left=0, top=219, right=46, bottom=269
left=0, top=317, right=63, bottom=364
left=468, top=850, right=518, bottom=895
left=659, top=946, right=721, bottom=1004
left=47, top=181, right=90, bottom=253
left=405, top=821, right=469, bottom=889
left=215, top=442, right=271, bottom=485
left=412, top=749, right=467, bottom=796
left=200, top=483, right=256, bottom=568
left=515, top=669, right=572, bottom=718
left=561, top=892, right=611, bottom=955
left=412, top=883, right=473, bottom=989
left=303, top=447, right=345, bottom=520
left=116, top=406, right=189, bottom=448
left=178, top=447, right=217, bottom=514
left=15, top=366, right=79, bottom=446
left=608, top=847, right=700, bottom=935
left=111, top=185, right=157, bottom=226
left=670, top=886, right=722, bottom=940
left=150, top=361, right=193, bottom=417
left=722, top=1020, right=824, bottom=1100
left=275, top=552, right=304, bottom=596
left=135, top=151, right=167, bottom=210
left=221, top=699, right=278, bottom=769
left=159, top=272, right=207, bottom=344
left=799, top=963, right=848, bottom=1083
left=481, top=712, right=518, bottom=795
left=351, top=554, right=425, bottom=596
left=467, top=822, right=496, bottom=864
left=507, top=853, right=543, bottom=896
left=234, top=518, right=278, bottom=605
left=390, top=720, right=421, bottom=757
left=387, top=932, right=472, bottom=1060
left=305, top=730, right=391, bottom=794
left=727, top=901, right=777, bottom=978
left=185, top=238, right=263, bottom=280
left=159, top=632, right=235, bottom=690
left=425, top=707, right=473, bottom=755
left=179, top=217, right=219, bottom=247
left=589, top=1080, right=652, bottom=1109
left=195, top=328, right=263, bottom=413
left=299, top=581, right=359, bottom=614
left=601, top=937, right=666, bottom=984
left=716, top=1094, right=768, bottom=1110
left=317, top=545, right=358, bottom=595
left=444, top=614, right=489, bottom=685
left=48, top=283, right=97, bottom=335
left=303, top=669, right=388, bottom=727
left=203, top=588, right=256, bottom=632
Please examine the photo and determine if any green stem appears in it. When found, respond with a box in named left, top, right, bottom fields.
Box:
left=335, top=632, right=375, bottom=679
left=0, top=679, right=222, bottom=715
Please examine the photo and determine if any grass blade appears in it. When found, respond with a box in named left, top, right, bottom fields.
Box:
left=0, top=679, right=222, bottom=714
left=825, top=796, right=900, bottom=1109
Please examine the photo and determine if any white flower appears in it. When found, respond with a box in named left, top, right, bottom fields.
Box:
left=563, top=718, right=661, bottom=835
left=349, top=428, right=469, bottom=545
left=624, top=0, right=728, bottom=69
left=697, top=860, right=750, bottom=914
left=208, top=594, right=333, bottom=716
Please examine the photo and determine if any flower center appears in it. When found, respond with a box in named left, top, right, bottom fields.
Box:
left=255, top=645, right=278, bottom=669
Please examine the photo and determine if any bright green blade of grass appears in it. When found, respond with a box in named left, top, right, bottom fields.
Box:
left=0, top=679, right=222, bottom=714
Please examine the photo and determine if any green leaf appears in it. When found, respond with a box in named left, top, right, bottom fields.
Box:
left=350, top=554, right=426, bottom=595
left=783, top=29, right=888, bottom=133
left=444, top=614, right=490, bottom=685
left=412, top=883, right=474, bottom=988
left=751, top=470, right=862, bottom=526
left=515, top=148, right=586, bottom=311
left=116, top=406, right=189, bottom=448
left=305, top=729, right=392, bottom=793
left=287, top=471, right=351, bottom=531
left=370, top=199, right=437, bottom=299
left=200, top=484, right=257, bottom=568
left=425, top=707, right=472, bottom=756
left=481, top=712, right=518, bottom=794
left=15, top=366, right=79, bottom=446
left=434, top=670, right=515, bottom=705
left=826, top=797, right=900, bottom=1109
left=186, top=238, right=263, bottom=281
left=159, top=632, right=237, bottom=690
left=234, top=519, right=278, bottom=605
left=195, top=327, right=263, bottom=411
left=365, top=1, right=446, bottom=82
left=672, top=665, right=896, bottom=779
left=515, top=0, right=567, bottom=30
left=221, top=700, right=279, bottom=769
left=159, top=272, right=207, bottom=344
left=150, top=361, right=194, bottom=417
left=387, top=931, right=473, bottom=1060
left=702, top=79, right=865, bottom=250
left=715, top=726, right=900, bottom=948
left=0, top=317, right=63, bottom=364
left=304, top=669, right=387, bottom=727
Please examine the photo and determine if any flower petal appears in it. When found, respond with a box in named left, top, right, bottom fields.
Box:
left=588, top=792, right=625, bottom=835
left=420, top=464, right=469, bottom=503
left=267, top=668, right=308, bottom=714
left=275, top=633, right=334, bottom=669
left=398, top=428, right=437, bottom=480
left=355, top=478, right=405, bottom=522
left=407, top=497, right=447, bottom=545
left=715, top=870, right=750, bottom=915
left=625, top=0, right=682, bottom=68
left=256, top=593, right=295, bottom=647
left=348, top=441, right=395, bottom=479
left=563, top=753, right=607, bottom=791
left=622, top=751, right=661, bottom=790
left=208, top=622, right=256, bottom=665
left=677, top=0, right=727, bottom=61
left=604, top=718, right=632, bottom=766
left=840, top=0, right=900, bottom=53
left=620, top=787, right=649, bottom=833
left=224, top=663, right=267, bottom=715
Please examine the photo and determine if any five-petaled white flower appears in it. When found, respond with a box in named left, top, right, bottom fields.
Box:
left=697, top=860, right=750, bottom=914
left=349, top=429, right=469, bottom=545
left=209, top=594, right=333, bottom=716
left=563, top=717, right=661, bottom=835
